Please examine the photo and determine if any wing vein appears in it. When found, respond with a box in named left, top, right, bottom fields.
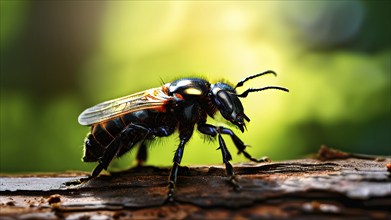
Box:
left=78, top=87, right=172, bottom=125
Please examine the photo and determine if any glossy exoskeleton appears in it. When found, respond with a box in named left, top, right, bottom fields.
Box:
left=73, top=70, right=288, bottom=201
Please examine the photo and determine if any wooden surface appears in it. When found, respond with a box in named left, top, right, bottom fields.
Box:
left=1, top=147, right=390, bottom=220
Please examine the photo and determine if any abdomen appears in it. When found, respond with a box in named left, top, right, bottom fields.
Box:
left=83, top=110, right=150, bottom=162
left=82, top=110, right=176, bottom=162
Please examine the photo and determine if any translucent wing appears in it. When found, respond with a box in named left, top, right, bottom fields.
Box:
left=78, top=87, right=172, bottom=126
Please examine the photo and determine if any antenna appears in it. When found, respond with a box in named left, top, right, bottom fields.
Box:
left=237, top=86, right=289, bottom=98
left=234, top=70, right=277, bottom=89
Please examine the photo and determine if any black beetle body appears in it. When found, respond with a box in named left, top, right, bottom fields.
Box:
left=73, top=70, right=288, bottom=201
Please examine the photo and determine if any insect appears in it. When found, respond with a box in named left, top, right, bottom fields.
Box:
left=72, top=70, right=288, bottom=201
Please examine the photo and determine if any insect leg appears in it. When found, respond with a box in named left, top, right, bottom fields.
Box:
left=167, top=139, right=187, bottom=202
left=220, top=127, right=270, bottom=163
left=167, top=125, right=193, bottom=202
left=217, top=134, right=233, bottom=175
left=65, top=124, right=150, bottom=187
left=64, top=137, right=122, bottom=187
left=92, top=123, right=176, bottom=176
left=197, top=124, right=239, bottom=188
left=198, top=124, right=270, bottom=162
left=94, top=124, right=153, bottom=174
left=136, top=141, right=148, bottom=167
left=136, top=125, right=175, bottom=167
left=218, top=126, right=270, bottom=163
left=218, top=134, right=240, bottom=190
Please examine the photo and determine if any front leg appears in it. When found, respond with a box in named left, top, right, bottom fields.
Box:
left=198, top=124, right=270, bottom=163
left=217, top=134, right=240, bottom=190
left=197, top=124, right=240, bottom=187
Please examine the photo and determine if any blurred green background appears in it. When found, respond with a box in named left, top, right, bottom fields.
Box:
left=1, top=1, right=390, bottom=173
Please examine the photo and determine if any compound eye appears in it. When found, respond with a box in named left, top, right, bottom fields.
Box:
left=216, top=90, right=234, bottom=114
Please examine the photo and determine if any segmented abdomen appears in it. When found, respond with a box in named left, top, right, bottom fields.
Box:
left=82, top=110, right=151, bottom=162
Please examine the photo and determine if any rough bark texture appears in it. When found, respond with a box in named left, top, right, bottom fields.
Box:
left=1, top=146, right=390, bottom=220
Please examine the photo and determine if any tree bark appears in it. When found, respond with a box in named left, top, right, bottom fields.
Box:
left=1, top=146, right=390, bottom=219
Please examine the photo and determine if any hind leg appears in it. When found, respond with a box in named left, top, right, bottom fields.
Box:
left=135, top=125, right=175, bottom=167
left=65, top=124, right=150, bottom=186
left=136, top=141, right=148, bottom=166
